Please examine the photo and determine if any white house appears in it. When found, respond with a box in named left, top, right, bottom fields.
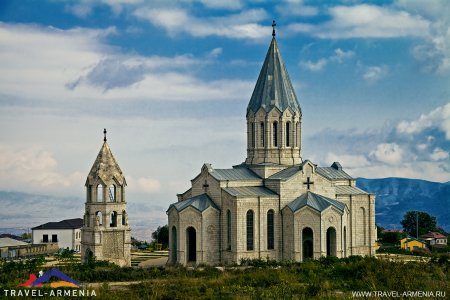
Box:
left=32, top=218, right=83, bottom=251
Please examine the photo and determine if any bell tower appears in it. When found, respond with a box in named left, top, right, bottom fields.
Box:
left=81, top=129, right=131, bottom=267
left=245, top=21, right=302, bottom=166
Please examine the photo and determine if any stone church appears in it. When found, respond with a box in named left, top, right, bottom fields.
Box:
left=167, top=28, right=376, bottom=265
left=81, top=130, right=131, bottom=267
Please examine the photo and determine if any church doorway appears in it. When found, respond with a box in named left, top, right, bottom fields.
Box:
left=171, top=226, right=177, bottom=263
left=186, top=227, right=196, bottom=262
left=302, top=227, right=314, bottom=260
left=326, top=227, right=337, bottom=257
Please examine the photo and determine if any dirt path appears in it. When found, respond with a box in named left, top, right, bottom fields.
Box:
left=138, top=256, right=167, bottom=268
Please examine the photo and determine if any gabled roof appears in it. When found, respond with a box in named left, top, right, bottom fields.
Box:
left=209, top=167, right=261, bottom=181
left=169, top=194, right=219, bottom=213
left=420, top=232, right=447, bottom=239
left=316, top=166, right=353, bottom=180
left=32, top=218, right=83, bottom=230
left=247, top=37, right=301, bottom=114
left=268, top=165, right=302, bottom=180
left=0, top=237, right=28, bottom=248
left=223, top=186, right=278, bottom=198
left=87, top=142, right=125, bottom=185
left=287, top=191, right=346, bottom=213
left=335, top=186, right=368, bottom=195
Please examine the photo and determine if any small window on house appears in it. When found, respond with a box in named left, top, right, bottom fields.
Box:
left=43, top=234, right=48, bottom=243
left=52, top=234, right=57, bottom=243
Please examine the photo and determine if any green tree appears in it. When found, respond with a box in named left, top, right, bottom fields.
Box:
left=152, top=225, right=169, bottom=246
left=400, top=211, right=437, bottom=237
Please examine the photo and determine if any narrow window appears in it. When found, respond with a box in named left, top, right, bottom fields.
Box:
left=109, top=184, right=116, bottom=202
left=267, top=209, right=274, bottom=250
left=43, top=234, right=48, bottom=243
left=227, top=210, right=231, bottom=250
left=273, top=122, right=278, bottom=147
left=52, top=234, right=57, bottom=243
left=286, top=122, right=291, bottom=147
left=296, top=122, right=299, bottom=147
left=97, top=184, right=103, bottom=202
left=110, top=211, right=117, bottom=227
left=251, top=123, right=255, bottom=148
left=260, top=122, right=265, bottom=147
left=246, top=210, right=254, bottom=251
left=122, top=210, right=127, bottom=226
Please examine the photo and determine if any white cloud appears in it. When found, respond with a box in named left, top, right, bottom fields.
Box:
left=300, top=48, right=354, bottom=71
left=207, top=47, right=223, bottom=58
left=276, top=0, right=319, bottom=17
left=0, top=23, right=253, bottom=106
left=289, top=4, right=430, bottom=39
left=330, top=48, right=355, bottom=63
left=363, top=65, right=388, bottom=82
left=201, top=0, right=243, bottom=10
left=325, top=152, right=370, bottom=168
left=133, top=8, right=269, bottom=40
left=0, top=144, right=79, bottom=192
left=370, top=143, right=404, bottom=165
left=429, top=148, right=449, bottom=161
left=300, top=58, right=327, bottom=71
left=127, top=176, right=161, bottom=193
left=396, top=102, right=450, bottom=139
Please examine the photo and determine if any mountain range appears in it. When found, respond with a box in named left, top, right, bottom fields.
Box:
left=1, top=177, right=449, bottom=239
left=356, top=177, right=450, bottom=232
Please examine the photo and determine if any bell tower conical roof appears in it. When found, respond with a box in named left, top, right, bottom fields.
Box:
left=247, top=36, right=301, bottom=115
left=86, top=129, right=125, bottom=186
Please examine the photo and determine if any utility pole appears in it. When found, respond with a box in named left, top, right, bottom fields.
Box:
left=416, top=211, right=419, bottom=239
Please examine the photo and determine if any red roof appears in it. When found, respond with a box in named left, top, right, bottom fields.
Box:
left=420, top=232, right=447, bottom=239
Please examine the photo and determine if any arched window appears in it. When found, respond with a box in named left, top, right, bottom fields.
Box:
left=286, top=122, right=291, bottom=147
left=110, top=211, right=117, bottom=227
left=267, top=209, right=274, bottom=250
left=97, top=184, right=103, bottom=202
left=260, top=122, right=265, bottom=147
left=246, top=210, right=254, bottom=251
left=108, top=184, right=116, bottom=202
left=272, top=122, right=278, bottom=147
left=171, top=226, right=177, bottom=263
left=122, top=210, right=127, bottom=226
left=251, top=123, right=255, bottom=148
left=95, top=211, right=103, bottom=226
left=302, top=227, right=313, bottom=260
left=359, top=207, right=367, bottom=246
left=227, top=210, right=231, bottom=250
left=326, top=227, right=337, bottom=257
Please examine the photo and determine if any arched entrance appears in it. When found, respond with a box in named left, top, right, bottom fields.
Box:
left=302, top=227, right=313, bottom=260
left=171, top=226, right=177, bottom=263
left=326, top=227, right=337, bottom=257
left=186, top=227, right=196, bottom=262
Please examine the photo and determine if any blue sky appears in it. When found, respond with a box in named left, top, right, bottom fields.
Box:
left=1, top=0, right=449, bottom=238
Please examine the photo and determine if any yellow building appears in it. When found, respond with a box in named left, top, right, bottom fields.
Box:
left=400, top=237, right=427, bottom=251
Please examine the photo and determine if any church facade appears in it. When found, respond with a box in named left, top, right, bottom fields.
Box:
left=167, top=32, right=376, bottom=266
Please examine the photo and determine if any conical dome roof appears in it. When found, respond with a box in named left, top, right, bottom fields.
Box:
left=247, top=37, right=301, bottom=114
left=86, top=141, right=125, bottom=186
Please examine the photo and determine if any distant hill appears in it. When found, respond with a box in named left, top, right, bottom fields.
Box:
left=356, top=178, right=450, bottom=231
